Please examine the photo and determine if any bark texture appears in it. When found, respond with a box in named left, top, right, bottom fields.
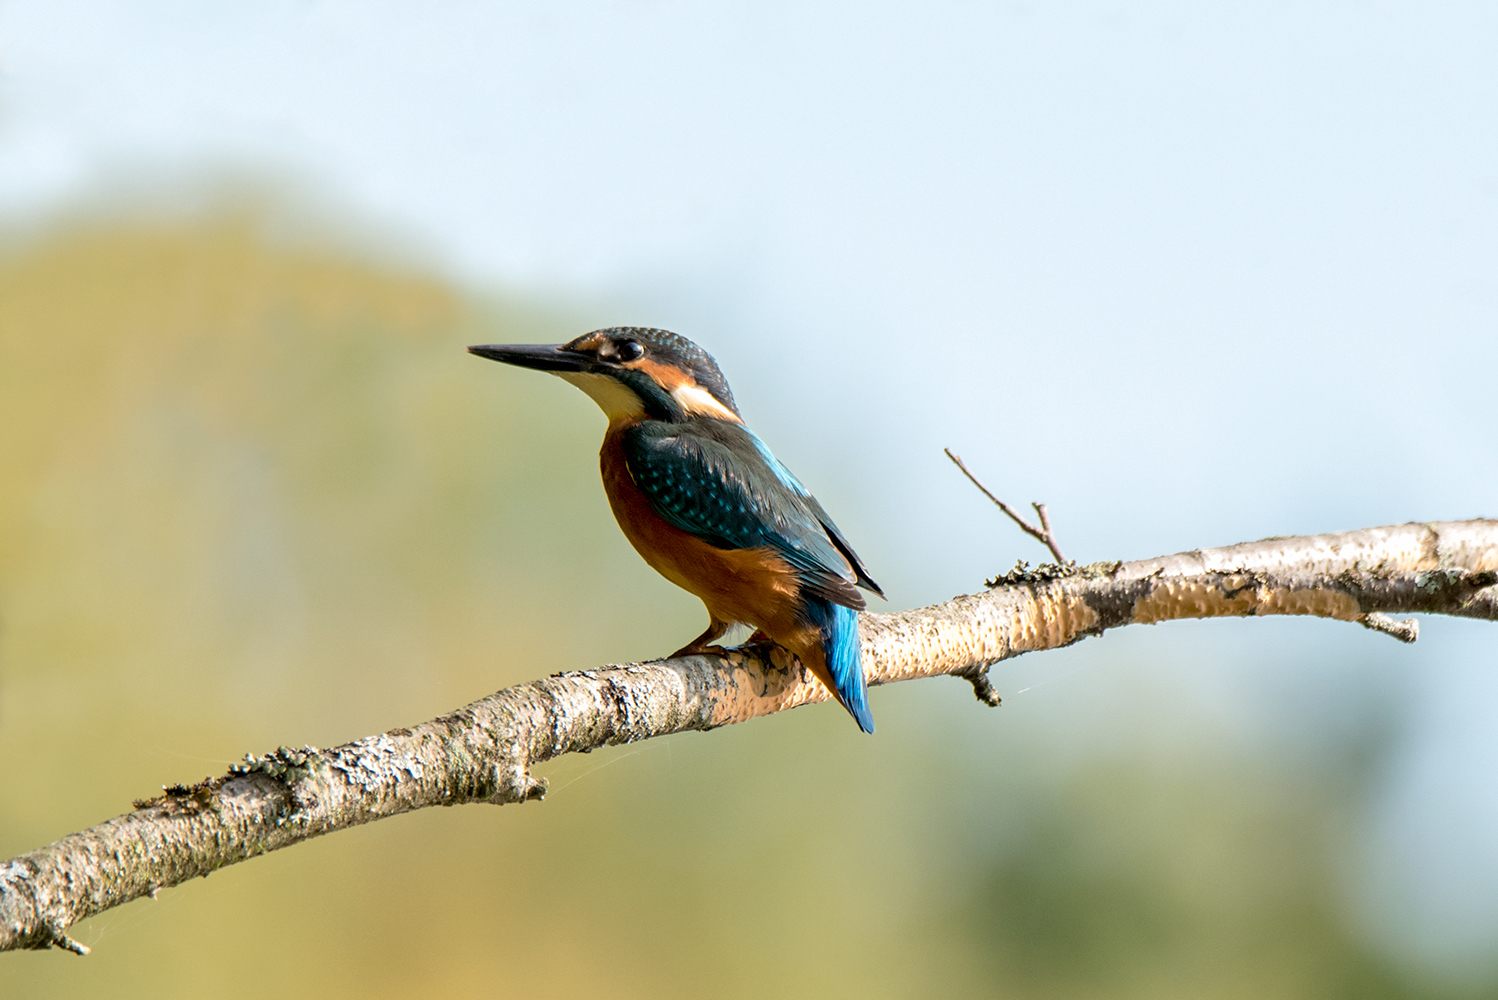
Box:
left=3, top=519, right=1495, bottom=955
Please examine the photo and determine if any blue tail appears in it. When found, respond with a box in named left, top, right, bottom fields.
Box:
left=804, top=598, right=875, bottom=734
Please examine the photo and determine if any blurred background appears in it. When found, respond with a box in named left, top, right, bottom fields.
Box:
left=1, top=2, right=1495, bottom=997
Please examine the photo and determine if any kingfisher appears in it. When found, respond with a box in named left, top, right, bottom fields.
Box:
left=469, top=327, right=884, bottom=733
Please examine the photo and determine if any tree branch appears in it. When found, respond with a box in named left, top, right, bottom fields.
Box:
left=3, top=519, right=1495, bottom=955
left=944, top=448, right=1068, bottom=563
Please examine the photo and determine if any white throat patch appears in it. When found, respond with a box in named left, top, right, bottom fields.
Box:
left=557, top=372, right=646, bottom=422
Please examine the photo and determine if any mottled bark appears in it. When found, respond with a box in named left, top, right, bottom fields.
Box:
left=3, top=520, right=1495, bottom=955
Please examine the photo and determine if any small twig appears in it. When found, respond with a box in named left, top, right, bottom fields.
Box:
left=945, top=448, right=1068, bottom=563
left=49, top=932, right=89, bottom=956
left=959, top=667, right=1002, bottom=707
left=1361, top=612, right=1420, bottom=643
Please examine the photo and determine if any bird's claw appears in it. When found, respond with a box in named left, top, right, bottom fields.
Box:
left=669, top=642, right=721, bottom=659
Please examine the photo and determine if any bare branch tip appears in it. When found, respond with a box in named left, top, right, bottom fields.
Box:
left=1362, top=612, right=1420, bottom=643
left=1031, top=503, right=1066, bottom=564
left=51, top=932, right=89, bottom=956
left=960, top=669, right=1002, bottom=707
left=944, top=448, right=1067, bottom=561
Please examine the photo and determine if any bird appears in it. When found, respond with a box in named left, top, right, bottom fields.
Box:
left=469, top=327, right=884, bottom=733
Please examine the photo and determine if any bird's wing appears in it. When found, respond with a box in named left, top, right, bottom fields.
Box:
left=739, top=428, right=885, bottom=599
left=622, top=421, right=867, bottom=610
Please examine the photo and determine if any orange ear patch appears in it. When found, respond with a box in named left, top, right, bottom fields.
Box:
left=627, top=359, right=741, bottom=422
left=630, top=358, right=689, bottom=390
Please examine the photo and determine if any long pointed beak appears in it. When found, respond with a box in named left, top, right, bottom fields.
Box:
left=467, top=343, right=592, bottom=373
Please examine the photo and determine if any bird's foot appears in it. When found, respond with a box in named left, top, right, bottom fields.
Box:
left=669, top=641, right=726, bottom=659
left=678, top=630, right=776, bottom=657
left=730, top=630, right=779, bottom=653
left=670, top=619, right=736, bottom=659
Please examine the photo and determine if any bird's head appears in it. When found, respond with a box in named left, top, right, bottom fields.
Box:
left=469, top=327, right=741, bottom=425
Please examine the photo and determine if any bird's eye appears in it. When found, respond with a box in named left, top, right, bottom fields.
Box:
left=617, top=340, right=645, bottom=362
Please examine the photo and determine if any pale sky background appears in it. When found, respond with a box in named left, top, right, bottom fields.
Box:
left=2, top=0, right=1495, bottom=975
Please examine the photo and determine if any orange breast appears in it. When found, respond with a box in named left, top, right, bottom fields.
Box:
left=598, top=429, right=809, bottom=640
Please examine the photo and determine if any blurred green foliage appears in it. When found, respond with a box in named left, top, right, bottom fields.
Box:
left=0, top=209, right=1489, bottom=999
